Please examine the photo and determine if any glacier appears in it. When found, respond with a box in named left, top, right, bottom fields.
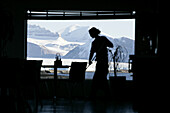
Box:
left=27, top=24, right=134, bottom=62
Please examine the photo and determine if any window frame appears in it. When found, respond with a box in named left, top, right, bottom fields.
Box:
left=24, top=10, right=136, bottom=80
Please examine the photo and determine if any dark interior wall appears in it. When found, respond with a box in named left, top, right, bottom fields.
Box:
left=0, top=1, right=160, bottom=112
left=0, top=0, right=159, bottom=59
left=1, top=1, right=26, bottom=58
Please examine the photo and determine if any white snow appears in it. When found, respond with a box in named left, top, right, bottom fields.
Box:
left=59, top=24, right=91, bottom=43
left=27, top=24, right=134, bottom=62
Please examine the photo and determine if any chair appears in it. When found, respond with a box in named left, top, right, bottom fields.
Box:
left=20, top=60, right=43, bottom=113
left=0, top=59, right=43, bottom=113
left=0, top=58, right=24, bottom=112
left=68, top=62, right=87, bottom=99
left=0, top=58, right=24, bottom=88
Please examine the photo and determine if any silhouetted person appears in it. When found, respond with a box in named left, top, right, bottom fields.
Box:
left=88, top=27, right=113, bottom=100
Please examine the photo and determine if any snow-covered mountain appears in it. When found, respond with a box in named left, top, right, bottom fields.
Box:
left=44, top=37, right=83, bottom=56
left=63, top=39, right=93, bottom=59
left=27, top=24, right=134, bottom=62
left=58, top=24, right=91, bottom=43
left=27, top=42, right=56, bottom=58
left=28, top=24, right=59, bottom=40
left=63, top=34, right=134, bottom=62
left=27, top=24, right=85, bottom=57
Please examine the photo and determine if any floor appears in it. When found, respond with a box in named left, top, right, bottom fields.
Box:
left=38, top=98, right=138, bottom=113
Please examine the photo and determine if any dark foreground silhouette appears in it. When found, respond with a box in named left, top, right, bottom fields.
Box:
left=88, top=27, right=113, bottom=99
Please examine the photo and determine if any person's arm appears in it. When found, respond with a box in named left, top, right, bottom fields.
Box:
left=89, top=42, right=95, bottom=65
left=89, top=51, right=94, bottom=65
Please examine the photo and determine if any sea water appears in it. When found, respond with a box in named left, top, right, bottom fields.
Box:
left=58, top=72, right=133, bottom=80
left=28, top=57, right=133, bottom=80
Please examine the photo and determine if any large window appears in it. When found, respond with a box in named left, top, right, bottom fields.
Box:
left=26, top=10, right=135, bottom=80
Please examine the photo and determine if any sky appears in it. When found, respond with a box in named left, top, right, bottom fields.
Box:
left=28, top=19, right=135, bottom=40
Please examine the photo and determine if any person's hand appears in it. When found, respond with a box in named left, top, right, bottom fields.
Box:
left=89, top=60, right=92, bottom=65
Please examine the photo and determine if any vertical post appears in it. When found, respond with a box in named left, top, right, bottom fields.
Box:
left=54, top=61, right=58, bottom=80
left=113, top=56, right=117, bottom=77
left=46, top=10, right=48, bottom=20
left=53, top=61, right=58, bottom=103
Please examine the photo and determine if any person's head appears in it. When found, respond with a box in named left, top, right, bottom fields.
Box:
left=88, top=27, right=101, bottom=38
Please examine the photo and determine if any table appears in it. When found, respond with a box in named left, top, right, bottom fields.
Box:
left=41, top=65, right=70, bottom=79
left=42, top=61, right=71, bottom=102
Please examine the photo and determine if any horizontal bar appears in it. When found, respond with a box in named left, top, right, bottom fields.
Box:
left=27, top=15, right=135, bottom=20
left=42, top=65, right=71, bottom=68
left=26, top=10, right=136, bottom=20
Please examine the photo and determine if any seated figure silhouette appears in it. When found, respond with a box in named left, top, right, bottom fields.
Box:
left=88, top=27, right=113, bottom=99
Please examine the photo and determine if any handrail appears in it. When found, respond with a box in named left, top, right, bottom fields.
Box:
left=42, top=65, right=70, bottom=68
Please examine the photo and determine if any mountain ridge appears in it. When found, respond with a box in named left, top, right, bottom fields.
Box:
left=27, top=24, right=134, bottom=62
